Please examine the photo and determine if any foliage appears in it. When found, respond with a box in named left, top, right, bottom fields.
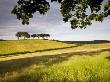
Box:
left=25, top=33, right=30, bottom=39
left=37, top=33, right=50, bottom=39
left=31, top=33, right=50, bottom=39
left=31, top=34, right=37, bottom=39
left=16, top=32, right=50, bottom=40
left=61, top=0, right=109, bottom=29
left=11, top=0, right=50, bottom=25
left=16, top=32, right=22, bottom=40
left=11, top=0, right=110, bottom=29
left=16, top=32, right=30, bottom=40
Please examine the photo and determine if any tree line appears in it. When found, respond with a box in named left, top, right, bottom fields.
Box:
left=16, top=32, right=50, bottom=40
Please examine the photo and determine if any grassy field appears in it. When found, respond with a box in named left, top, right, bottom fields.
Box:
left=0, top=40, right=110, bottom=82
left=0, top=40, right=75, bottom=56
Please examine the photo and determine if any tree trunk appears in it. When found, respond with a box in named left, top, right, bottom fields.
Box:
left=24, top=37, right=25, bottom=40
left=18, top=37, right=19, bottom=40
left=38, top=37, right=39, bottom=39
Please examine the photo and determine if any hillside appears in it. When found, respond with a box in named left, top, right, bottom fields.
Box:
left=0, top=40, right=75, bottom=56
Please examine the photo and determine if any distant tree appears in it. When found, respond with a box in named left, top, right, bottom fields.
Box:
left=25, top=33, right=30, bottom=39
left=31, top=34, right=37, bottom=39
left=39, top=34, right=45, bottom=39
left=16, top=32, right=22, bottom=40
left=37, top=34, right=41, bottom=39
left=45, top=34, right=50, bottom=39
left=37, top=33, right=50, bottom=39
left=36, top=34, right=40, bottom=39
left=16, top=32, right=30, bottom=40
left=22, top=32, right=29, bottom=40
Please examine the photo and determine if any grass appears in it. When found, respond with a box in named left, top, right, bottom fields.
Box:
left=0, top=40, right=75, bottom=56
left=0, top=50, right=110, bottom=82
left=0, top=40, right=110, bottom=82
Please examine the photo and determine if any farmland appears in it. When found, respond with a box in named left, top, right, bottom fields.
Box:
left=0, top=40, right=110, bottom=82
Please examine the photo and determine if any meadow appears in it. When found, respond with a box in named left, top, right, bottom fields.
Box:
left=0, top=40, right=110, bottom=82
left=0, top=40, right=75, bottom=56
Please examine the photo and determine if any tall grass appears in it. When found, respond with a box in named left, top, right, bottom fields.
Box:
left=0, top=51, right=110, bottom=82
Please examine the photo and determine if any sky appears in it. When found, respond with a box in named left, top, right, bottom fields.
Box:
left=0, top=0, right=110, bottom=41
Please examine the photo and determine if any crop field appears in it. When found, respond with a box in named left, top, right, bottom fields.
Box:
left=0, top=40, right=110, bottom=82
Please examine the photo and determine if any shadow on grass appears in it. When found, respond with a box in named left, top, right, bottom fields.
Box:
left=0, top=46, right=77, bottom=57
left=105, top=50, right=110, bottom=60
left=0, top=48, right=110, bottom=76
left=106, top=56, right=110, bottom=60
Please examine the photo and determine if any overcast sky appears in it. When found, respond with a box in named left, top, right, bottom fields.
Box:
left=0, top=0, right=110, bottom=41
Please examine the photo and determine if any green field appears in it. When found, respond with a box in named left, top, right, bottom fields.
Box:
left=0, top=40, right=110, bottom=82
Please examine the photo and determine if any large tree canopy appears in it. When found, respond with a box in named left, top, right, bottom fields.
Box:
left=11, top=0, right=110, bottom=29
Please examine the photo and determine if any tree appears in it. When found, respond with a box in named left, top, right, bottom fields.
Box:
left=25, top=33, right=30, bottom=39
left=38, top=33, right=50, bottom=39
left=11, top=0, right=110, bottom=29
left=21, top=32, right=29, bottom=40
left=31, top=34, right=37, bottom=39
left=16, top=32, right=30, bottom=40
left=40, top=34, right=44, bottom=39
left=36, top=34, right=44, bottom=39
left=42, top=34, right=46, bottom=39
left=45, top=34, right=50, bottom=39
left=16, top=32, right=22, bottom=40
left=36, top=34, right=40, bottom=39
left=37, top=34, right=41, bottom=39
